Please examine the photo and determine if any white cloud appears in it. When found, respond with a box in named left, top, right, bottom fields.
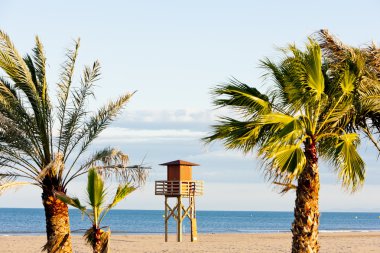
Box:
left=123, top=109, right=216, bottom=123
left=96, top=127, right=207, bottom=143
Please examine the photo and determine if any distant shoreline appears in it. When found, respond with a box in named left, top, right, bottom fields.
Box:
left=2, top=229, right=380, bottom=236
left=2, top=209, right=380, bottom=235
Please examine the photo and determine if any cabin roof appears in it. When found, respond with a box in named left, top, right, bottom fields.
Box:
left=159, top=160, right=200, bottom=166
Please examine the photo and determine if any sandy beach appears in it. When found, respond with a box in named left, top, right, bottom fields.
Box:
left=1, top=232, right=380, bottom=253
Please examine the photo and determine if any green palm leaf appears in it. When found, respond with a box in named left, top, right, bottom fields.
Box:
left=334, top=133, right=365, bottom=191
left=258, top=113, right=294, bottom=125
left=264, top=144, right=306, bottom=177
left=87, top=167, right=106, bottom=209
left=304, top=40, right=325, bottom=98
left=99, top=183, right=135, bottom=223
left=55, top=191, right=86, bottom=212
left=340, top=69, right=356, bottom=95
left=107, top=184, right=135, bottom=209
left=213, top=79, right=271, bottom=116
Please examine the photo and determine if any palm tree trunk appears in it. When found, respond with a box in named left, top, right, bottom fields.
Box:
left=42, top=188, right=72, bottom=253
left=93, top=228, right=109, bottom=253
left=292, top=140, right=320, bottom=253
left=94, top=228, right=102, bottom=253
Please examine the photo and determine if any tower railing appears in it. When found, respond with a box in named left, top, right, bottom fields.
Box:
left=155, top=180, right=204, bottom=197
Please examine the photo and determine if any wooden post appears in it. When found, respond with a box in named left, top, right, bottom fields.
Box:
left=190, top=195, right=198, bottom=242
left=177, top=196, right=182, bottom=242
left=165, top=196, right=168, bottom=242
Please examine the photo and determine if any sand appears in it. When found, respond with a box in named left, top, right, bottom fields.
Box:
left=1, top=232, right=380, bottom=253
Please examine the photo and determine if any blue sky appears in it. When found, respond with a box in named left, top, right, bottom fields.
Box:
left=1, top=0, right=380, bottom=211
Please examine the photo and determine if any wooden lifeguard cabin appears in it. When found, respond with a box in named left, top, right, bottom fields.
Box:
left=155, top=160, right=204, bottom=242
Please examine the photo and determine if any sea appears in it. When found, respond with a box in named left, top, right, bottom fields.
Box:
left=1, top=209, right=380, bottom=235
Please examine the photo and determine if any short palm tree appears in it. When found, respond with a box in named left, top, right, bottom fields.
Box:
left=0, top=31, right=147, bottom=252
left=56, top=167, right=135, bottom=253
left=204, top=40, right=365, bottom=253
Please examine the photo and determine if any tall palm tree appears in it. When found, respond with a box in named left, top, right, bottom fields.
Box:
left=0, top=31, right=148, bottom=252
left=56, top=167, right=135, bottom=253
left=204, top=40, right=365, bottom=253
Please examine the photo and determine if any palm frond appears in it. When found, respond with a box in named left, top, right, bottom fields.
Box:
left=64, top=147, right=148, bottom=189
left=261, top=41, right=325, bottom=114
left=0, top=76, right=44, bottom=150
left=212, top=79, right=271, bottom=117
left=319, top=133, right=365, bottom=192
left=0, top=30, right=39, bottom=103
left=262, top=144, right=306, bottom=179
left=99, top=183, right=135, bottom=224
left=107, top=184, right=135, bottom=209
left=0, top=31, right=51, bottom=160
left=204, top=117, right=269, bottom=153
left=0, top=174, right=30, bottom=195
left=334, top=133, right=365, bottom=192
left=303, top=40, right=325, bottom=98
left=57, top=39, right=80, bottom=152
left=0, top=113, right=41, bottom=164
left=273, top=181, right=297, bottom=194
left=0, top=181, right=30, bottom=195
left=55, top=191, right=86, bottom=212
left=87, top=168, right=106, bottom=209
left=317, top=29, right=353, bottom=65
left=0, top=145, right=40, bottom=177
left=66, top=92, right=135, bottom=170
left=258, top=113, right=295, bottom=125
left=60, top=60, right=100, bottom=158
left=339, top=69, right=356, bottom=95
left=32, top=36, right=47, bottom=103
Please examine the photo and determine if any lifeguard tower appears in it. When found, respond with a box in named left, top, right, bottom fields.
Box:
left=155, top=160, right=204, bottom=242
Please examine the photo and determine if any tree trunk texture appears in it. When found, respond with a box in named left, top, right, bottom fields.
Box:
left=94, top=228, right=109, bottom=253
left=42, top=189, right=72, bottom=253
left=292, top=140, right=320, bottom=253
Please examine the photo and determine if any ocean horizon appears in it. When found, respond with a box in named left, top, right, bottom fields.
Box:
left=1, top=208, right=380, bottom=236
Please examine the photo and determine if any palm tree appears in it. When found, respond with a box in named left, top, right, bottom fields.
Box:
left=0, top=31, right=148, bottom=252
left=56, top=167, right=135, bottom=253
left=204, top=40, right=365, bottom=253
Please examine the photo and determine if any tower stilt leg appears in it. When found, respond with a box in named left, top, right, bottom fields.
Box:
left=165, top=196, right=168, bottom=242
left=190, top=196, right=198, bottom=242
left=177, top=196, right=182, bottom=242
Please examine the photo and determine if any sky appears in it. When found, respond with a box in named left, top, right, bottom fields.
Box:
left=1, top=0, right=380, bottom=211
